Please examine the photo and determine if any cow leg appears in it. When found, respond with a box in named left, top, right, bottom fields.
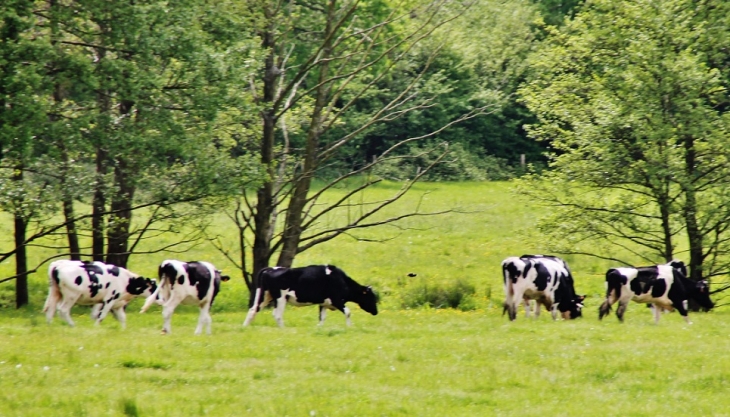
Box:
left=195, top=302, right=213, bottom=335
left=57, top=294, right=81, bottom=327
left=43, top=288, right=62, bottom=324
left=598, top=299, right=613, bottom=320
left=161, top=299, right=180, bottom=335
left=615, top=301, right=629, bottom=322
left=523, top=299, right=531, bottom=318
left=598, top=287, right=614, bottom=320
left=273, top=295, right=287, bottom=327
left=90, top=304, right=102, bottom=321
left=673, top=300, right=692, bottom=325
left=533, top=300, right=541, bottom=319
left=94, top=302, right=112, bottom=325
left=343, top=306, right=352, bottom=326
left=651, top=303, right=662, bottom=324
left=243, top=288, right=269, bottom=327
left=110, top=307, right=127, bottom=330
left=599, top=289, right=619, bottom=320
left=318, top=306, right=327, bottom=326
left=140, top=286, right=161, bottom=313
left=506, top=288, right=526, bottom=321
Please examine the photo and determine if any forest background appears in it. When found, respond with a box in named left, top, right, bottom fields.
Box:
left=2, top=0, right=730, bottom=311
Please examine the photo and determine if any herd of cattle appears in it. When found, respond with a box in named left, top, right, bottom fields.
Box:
left=41, top=254, right=715, bottom=334
left=502, top=254, right=714, bottom=324
left=42, top=259, right=378, bottom=334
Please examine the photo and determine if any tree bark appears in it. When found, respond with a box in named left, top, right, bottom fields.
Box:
left=277, top=0, right=336, bottom=268
left=92, top=38, right=109, bottom=261
left=92, top=146, right=107, bottom=261
left=13, top=167, right=28, bottom=308
left=50, top=1, right=81, bottom=260
left=682, top=135, right=703, bottom=281
left=106, top=157, right=135, bottom=267
left=251, top=8, right=280, bottom=287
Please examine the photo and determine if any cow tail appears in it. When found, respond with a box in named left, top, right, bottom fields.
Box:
left=599, top=269, right=621, bottom=319
left=42, top=263, right=62, bottom=313
left=606, top=272, right=622, bottom=301
left=502, top=264, right=513, bottom=317
left=248, top=268, right=267, bottom=309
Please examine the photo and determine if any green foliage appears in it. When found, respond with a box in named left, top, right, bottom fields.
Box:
left=400, top=278, right=477, bottom=310
left=327, top=0, right=546, bottom=170
left=120, top=398, right=140, bottom=417
left=372, top=142, right=516, bottom=181
left=517, top=0, right=730, bottom=274
left=531, top=0, right=585, bottom=27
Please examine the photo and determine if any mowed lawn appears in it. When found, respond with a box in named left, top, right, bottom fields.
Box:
left=1, top=181, right=729, bottom=416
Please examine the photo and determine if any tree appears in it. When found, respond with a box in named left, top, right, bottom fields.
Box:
left=0, top=0, right=258, bottom=303
left=211, top=0, right=492, bottom=290
left=517, top=0, right=730, bottom=288
left=0, top=0, right=55, bottom=307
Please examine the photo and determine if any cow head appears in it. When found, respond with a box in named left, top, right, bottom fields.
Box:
left=563, top=295, right=586, bottom=319
left=216, top=270, right=231, bottom=282
left=127, top=276, right=158, bottom=297
left=691, top=280, right=714, bottom=311
left=356, top=285, right=378, bottom=316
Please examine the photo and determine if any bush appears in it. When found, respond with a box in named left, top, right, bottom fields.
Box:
left=400, top=278, right=477, bottom=311
left=373, top=143, right=517, bottom=182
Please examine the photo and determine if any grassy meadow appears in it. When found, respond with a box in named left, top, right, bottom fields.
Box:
left=1, top=181, right=730, bottom=416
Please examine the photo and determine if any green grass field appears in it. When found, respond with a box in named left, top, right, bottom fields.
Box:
left=1, top=181, right=729, bottom=416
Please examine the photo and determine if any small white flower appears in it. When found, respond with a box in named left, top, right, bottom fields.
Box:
left=78, top=346, right=84, bottom=351
left=94, top=364, right=99, bottom=368
left=390, top=366, right=396, bottom=371
left=15, top=364, right=21, bottom=368
left=309, top=411, right=316, bottom=417
left=43, top=366, right=50, bottom=371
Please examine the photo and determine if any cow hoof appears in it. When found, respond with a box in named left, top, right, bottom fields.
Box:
left=160, top=329, right=168, bottom=335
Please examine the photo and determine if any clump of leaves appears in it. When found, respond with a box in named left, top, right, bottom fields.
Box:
left=401, top=278, right=477, bottom=310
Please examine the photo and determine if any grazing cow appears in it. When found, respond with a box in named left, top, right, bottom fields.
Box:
left=140, top=260, right=230, bottom=335
left=43, top=260, right=157, bottom=329
left=598, top=260, right=714, bottom=324
left=243, top=264, right=378, bottom=327
left=502, top=255, right=585, bottom=321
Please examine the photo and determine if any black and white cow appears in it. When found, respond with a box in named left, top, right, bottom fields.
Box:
left=42, top=259, right=157, bottom=329
left=502, top=255, right=585, bottom=321
left=598, top=260, right=714, bottom=324
left=140, top=260, right=230, bottom=335
left=243, top=264, right=378, bottom=327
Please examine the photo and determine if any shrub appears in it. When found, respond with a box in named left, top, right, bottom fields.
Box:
left=372, top=143, right=517, bottom=182
left=401, top=278, right=477, bottom=310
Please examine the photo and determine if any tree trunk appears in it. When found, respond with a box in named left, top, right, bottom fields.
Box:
left=106, top=157, right=135, bottom=267
left=682, top=135, right=703, bottom=281
left=92, top=42, right=109, bottom=262
left=63, top=198, right=81, bottom=260
left=277, top=1, right=336, bottom=268
left=682, top=134, right=706, bottom=311
left=92, top=146, right=107, bottom=261
left=50, top=4, right=81, bottom=260
left=657, top=189, right=674, bottom=262
left=105, top=99, right=135, bottom=268
left=13, top=167, right=28, bottom=308
left=251, top=10, right=280, bottom=289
